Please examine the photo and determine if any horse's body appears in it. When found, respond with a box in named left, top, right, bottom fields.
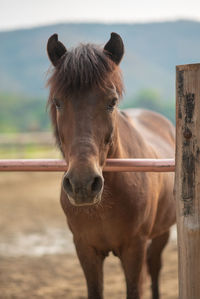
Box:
left=47, top=33, right=175, bottom=299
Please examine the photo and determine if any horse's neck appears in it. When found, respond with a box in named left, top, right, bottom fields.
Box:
left=108, top=110, right=151, bottom=159
left=104, top=110, right=152, bottom=195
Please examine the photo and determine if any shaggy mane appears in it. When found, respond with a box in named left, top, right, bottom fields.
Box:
left=47, top=43, right=123, bottom=100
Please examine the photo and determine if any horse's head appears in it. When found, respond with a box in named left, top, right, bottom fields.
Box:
left=47, top=33, right=124, bottom=206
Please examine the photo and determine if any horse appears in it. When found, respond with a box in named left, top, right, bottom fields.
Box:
left=46, top=32, right=176, bottom=299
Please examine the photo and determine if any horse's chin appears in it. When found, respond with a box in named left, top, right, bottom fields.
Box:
left=67, top=194, right=102, bottom=207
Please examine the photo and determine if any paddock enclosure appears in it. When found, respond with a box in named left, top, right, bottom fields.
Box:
left=0, top=63, right=200, bottom=298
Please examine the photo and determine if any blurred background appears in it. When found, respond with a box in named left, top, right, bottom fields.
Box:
left=1, top=0, right=200, bottom=297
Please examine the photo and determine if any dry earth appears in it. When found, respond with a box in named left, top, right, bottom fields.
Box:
left=0, top=172, right=178, bottom=299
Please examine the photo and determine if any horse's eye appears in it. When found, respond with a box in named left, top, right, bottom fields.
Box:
left=107, top=98, right=117, bottom=112
left=53, top=98, right=62, bottom=110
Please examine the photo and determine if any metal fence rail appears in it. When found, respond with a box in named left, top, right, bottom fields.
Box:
left=0, top=158, right=175, bottom=172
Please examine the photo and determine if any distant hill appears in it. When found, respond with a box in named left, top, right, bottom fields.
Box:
left=1, top=20, right=200, bottom=101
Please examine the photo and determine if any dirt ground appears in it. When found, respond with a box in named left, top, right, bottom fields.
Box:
left=0, top=172, right=178, bottom=299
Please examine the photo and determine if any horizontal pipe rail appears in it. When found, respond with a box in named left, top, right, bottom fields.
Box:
left=0, top=159, right=175, bottom=172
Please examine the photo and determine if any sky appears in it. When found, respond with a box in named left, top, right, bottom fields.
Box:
left=1, top=0, right=200, bottom=31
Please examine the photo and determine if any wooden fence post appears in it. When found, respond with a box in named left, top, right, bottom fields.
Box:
left=176, top=63, right=200, bottom=299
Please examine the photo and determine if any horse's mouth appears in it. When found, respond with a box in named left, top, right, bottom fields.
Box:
left=67, top=193, right=102, bottom=207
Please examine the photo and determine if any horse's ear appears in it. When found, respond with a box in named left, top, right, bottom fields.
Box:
left=47, top=34, right=67, bottom=66
left=104, top=32, right=124, bottom=65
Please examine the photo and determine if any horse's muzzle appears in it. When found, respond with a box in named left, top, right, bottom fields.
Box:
left=62, top=170, right=104, bottom=206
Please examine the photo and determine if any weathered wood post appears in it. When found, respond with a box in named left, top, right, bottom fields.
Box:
left=176, top=63, right=200, bottom=299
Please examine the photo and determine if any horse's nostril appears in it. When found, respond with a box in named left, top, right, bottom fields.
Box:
left=91, top=176, right=103, bottom=195
left=63, top=176, right=73, bottom=194
left=63, top=172, right=103, bottom=201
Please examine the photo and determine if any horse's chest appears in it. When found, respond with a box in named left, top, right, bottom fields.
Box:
left=68, top=203, right=144, bottom=251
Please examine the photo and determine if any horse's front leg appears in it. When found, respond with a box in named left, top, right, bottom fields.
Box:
left=120, top=237, right=147, bottom=299
left=74, top=238, right=105, bottom=299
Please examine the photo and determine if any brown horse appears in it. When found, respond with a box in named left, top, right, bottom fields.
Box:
left=46, top=32, right=176, bottom=299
